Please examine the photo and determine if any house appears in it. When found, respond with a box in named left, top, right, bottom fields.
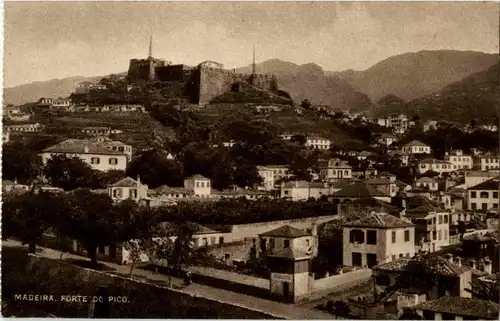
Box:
left=414, top=296, right=499, bottom=320
left=365, top=178, right=397, bottom=197
left=404, top=203, right=450, bottom=252
left=377, top=133, right=397, bottom=147
left=108, top=177, right=148, bottom=202
left=38, top=98, right=55, bottom=106
left=257, top=166, right=275, bottom=190
left=467, top=178, right=499, bottom=212
left=50, top=97, right=72, bottom=109
left=444, top=150, right=473, bottom=170
left=378, top=172, right=397, bottom=183
left=387, top=114, right=411, bottom=134
left=401, top=140, right=431, bottom=155
left=305, top=136, right=331, bottom=150
left=415, top=177, right=438, bottom=192
left=266, top=165, right=291, bottom=185
left=40, top=139, right=128, bottom=172
left=75, top=81, right=96, bottom=94
left=395, top=180, right=412, bottom=193
left=372, top=254, right=473, bottom=301
left=4, top=105, right=21, bottom=115
left=342, top=212, right=415, bottom=268
left=473, top=154, right=500, bottom=171
left=102, top=141, right=133, bottom=161
left=318, top=158, right=352, bottom=182
left=280, top=181, right=331, bottom=201
left=387, top=150, right=410, bottom=166
left=5, top=123, right=43, bottom=132
left=5, top=113, right=31, bottom=122
left=332, top=182, right=392, bottom=203
left=183, top=174, right=212, bottom=197
left=464, top=171, right=498, bottom=189
left=2, top=180, right=30, bottom=194
left=357, top=151, right=374, bottom=161
left=214, top=186, right=275, bottom=201
left=417, top=158, right=454, bottom=175
left=423, top=120, right=438, bottom=132
left=81, top=126, right=123, bottom=136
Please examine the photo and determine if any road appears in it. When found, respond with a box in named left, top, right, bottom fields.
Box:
left=3, top=240, right=335, bottom=320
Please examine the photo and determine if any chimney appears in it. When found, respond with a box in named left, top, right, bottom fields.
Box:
left=483, top=258, right=492, bottom=274
left=469, top=259, right=476, bottom=270
left=445, top=253, right=453, bottom=263
left=455, top=257, right=462, bottom=267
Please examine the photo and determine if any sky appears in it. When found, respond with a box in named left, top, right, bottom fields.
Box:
left=4, top=1, right=499, bottom=87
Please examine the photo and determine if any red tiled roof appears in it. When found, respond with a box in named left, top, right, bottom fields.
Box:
left=110, top=177, right=138, bottom=187
left=468, top=178, right=499, bottom=191
left=42, top=139, right=124, bottom=156
left=333, top=182, right=389, bottom=198
left=414, top=296, right=499, bottom=319
left=260, top=225, right=310, bottom=238
left=373, top=256, right=470, bottom=277
left=342, top=212, right=413, bottom=229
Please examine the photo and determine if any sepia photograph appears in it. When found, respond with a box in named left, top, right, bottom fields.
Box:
left=1, top=1, right=499, bottom=319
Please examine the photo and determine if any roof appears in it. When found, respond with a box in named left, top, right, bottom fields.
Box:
left=190, top=223, right=219, bottom=235
left=349, top=198, right=400, bottom=214
left=403, top=140, right=429, bottom=148
left=365, top=178, right=391, bottom=185
left=282, top=180, right=310, bottom=189
left=260, top=225, right=310, bottom=238
left=333, top=182, right=389, bottom=198
left=417, top=177, right=437, bottom=183
left=373, top=256, right=470, bottom=277
left=150, top=185, right=194, bottom=195
left=185, top=174, right=210, bottom=181
left=343, top=212, right=413, bottom=229
left=358, top=151, right=373, bottom=157
left=379, top=133, right=396, bottom=139
left=42, top=139, right=124, bottom=156
left=110, top=177, right=138, bottom=187
left=418, top=158, right=451, bottom=165
left=379, top=171, right=396, bottom=178
left=414, top=297, right=499, bottom=319
left=468, top=178, right=499, bottom=191
left=405, top=204, right=441, bottom=217
left=395, top=180, right=409, bottom=188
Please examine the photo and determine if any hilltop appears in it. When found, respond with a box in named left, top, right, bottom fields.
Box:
left=332, top=50, right=499, bottom=101
left=404, top=63, right=499, bottom=124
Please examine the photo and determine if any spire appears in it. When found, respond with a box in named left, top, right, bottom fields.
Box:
left=148, top=32, right=153, bottom=58
left=252, top=46, right=256, bottom=75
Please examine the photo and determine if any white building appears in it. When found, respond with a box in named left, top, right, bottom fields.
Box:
left=183, top=174, right=212, bottom=197
left=40, top=139, right=128, bottom=172
left=405, top=204, right=450, bottom=253
left=319, top=158, right=352, bottom=182
left=50, top=98, right=72, bottom=108
left=377, top=133, right=397, bottom=147
left=464, top=171, right=498, bottom=189
left=415, top=177, right=439, bottom=192
left=5, top=123, right=43, bottom=132
left=444, top=150, right=472, bottom=170
left=305, top=136, right=331, bottom=150
left=467, top=178, right=499, bottom=212
left=257, top=166, right=275, bottom=190
left=473, top=154, right=500, bottom=171
left=102, top=141, right=133, bottom=161
left=108, top=177, right=148, bottom=202
left=402, top=140, right=431, bottom=155
left=417, top=158, right=454, bottom=175
left=342, top=212, right=415, bottom=268
left=266, top=165, right=291, bottom=185
left=280, top=181, right=333, bottom=201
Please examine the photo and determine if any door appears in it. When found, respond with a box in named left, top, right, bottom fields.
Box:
left=367, top=253, right=377, bottom=268
left=283, top=282, right=290, bottom=298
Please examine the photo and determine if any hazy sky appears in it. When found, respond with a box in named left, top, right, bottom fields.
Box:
left=4, top=1, right=499, bottom=87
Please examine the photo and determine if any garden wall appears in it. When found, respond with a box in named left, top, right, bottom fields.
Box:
left=1, top=247, right=281, bottom=319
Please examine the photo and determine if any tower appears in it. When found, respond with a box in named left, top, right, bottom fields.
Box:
left=259, top=225, right=315, bottom=303
left=148, top=34, right=155, bottom=81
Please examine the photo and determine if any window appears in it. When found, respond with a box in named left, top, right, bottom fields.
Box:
left=98, top=246, right=105, bottom=254
left=391, top=255, right=396, bottom=261
left=471, top=203, right=477, bottom=210
left=367, top=230, right=377, bottom=245
left=219, top=237, right=224, bottom=244
left=352, top=252, right=362, bottom=267
left=201, top=182, right=205, bottom=188
left=438, top=215, right=443, bottom=224
left=366, top=253, right=377, bottom=268
left=471, top=191, right=477, bottom=198
left=118, top=146, right=124, bottom=152
left=444, top=215, right=448, bottom=224
left=399, top=254, right=403, bottom=258
left=284, top=240, right=290, bottom=248
left=438, top=230, right=442, bottom=240
left=392, top=231, right=396, bottom=243
left=112, top=188, right=121, bottom=198
left=444, top=232, right=447, bottom=240
left=203, top=238, right=208, bottom=246
left=344, top=170, right=349, bottom=175
left=270, top=238, right=275, bottom=249
left=91, top=157, right=100, bottom=164
left=196, top=182, right=200, bottom=188
left=482, top=203, right=488, bottom=211
left=404, top=230, right=410, bottom=242
left=130, top=189, right=137, bottom=199
left=306, top=239, right=310, bottom=247
left=494, top=192, right=499, bottom=199
left=210, top=236, right=216, bottom=244
left=433, top=231, right=437, bottom=240
left=480, top=192, right=489, bottom=199
left=350, top=229, right=365, bottom=243
left=109, top=157, right=118, bottom=165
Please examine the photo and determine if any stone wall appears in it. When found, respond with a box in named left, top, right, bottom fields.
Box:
left=2, top=247, right=281, bottom=319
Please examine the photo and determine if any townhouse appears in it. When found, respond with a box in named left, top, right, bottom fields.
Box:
left=467, top=178, right=499, bottom=212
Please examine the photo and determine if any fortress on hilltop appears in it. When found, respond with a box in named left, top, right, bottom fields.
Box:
left=127, top=37, right=284, bottom=106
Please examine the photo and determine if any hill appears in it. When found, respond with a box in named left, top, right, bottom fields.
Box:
left=332, top=50, right=499, bottom=102
left=404, top=63, right=499, bottom=124
left=236, top=59, right=373, bottom=111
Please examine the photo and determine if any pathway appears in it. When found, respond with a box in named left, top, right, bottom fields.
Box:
left=4, top=240, right=335, bottom=320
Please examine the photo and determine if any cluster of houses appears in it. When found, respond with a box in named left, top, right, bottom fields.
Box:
left=36, top=97, right=146, bottom=113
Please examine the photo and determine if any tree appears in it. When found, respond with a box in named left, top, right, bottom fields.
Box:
left=291, top=134, right=307, bottom=146
left=43, top=155, right=96, bottom=191
left=66, top=190, right=124, bottom=268
left=2, top=143, right=42, bottom=184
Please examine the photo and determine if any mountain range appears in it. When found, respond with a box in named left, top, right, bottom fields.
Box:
left=4, top=50, right=498, bottom=113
